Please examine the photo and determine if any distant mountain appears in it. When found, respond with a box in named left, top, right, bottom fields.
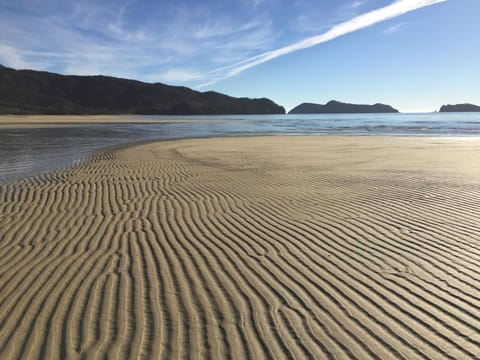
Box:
left=289, top=100, right=399, bottom=114
left=0, top=65, right=285, bottom=115
left=439, top=103, right=480, bottom=113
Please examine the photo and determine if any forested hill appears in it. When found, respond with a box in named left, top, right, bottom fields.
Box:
left=289, top=100, right=398, bottom=114
left=439, top=104, right=480, bottom=112
left=0, top=65, right=285, bottom=115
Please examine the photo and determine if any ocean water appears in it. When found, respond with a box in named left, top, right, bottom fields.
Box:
left=1, top=112, right=480, bottom=184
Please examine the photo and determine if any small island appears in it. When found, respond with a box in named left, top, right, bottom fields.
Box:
left=439, top=103, right=480, bottom=112
left=289, top=100, right=399, bottom=114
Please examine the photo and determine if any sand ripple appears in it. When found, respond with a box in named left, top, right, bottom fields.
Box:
left=1, top=136, right=480, bottom=359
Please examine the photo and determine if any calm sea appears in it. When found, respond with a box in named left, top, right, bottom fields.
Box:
left=1, top=112, right=480, bottom=184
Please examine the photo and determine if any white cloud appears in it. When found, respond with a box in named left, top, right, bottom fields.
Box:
left=0, top=44, right=31, bottom=69
left=0, top=0, right=446, bottom=88
left=0, top=0, right=279, bottom=84
left=351, top=0, right=365, bottom=9
left=238, top=0, right=266, bottom=9
left=153, top=68, right=203, bottom=83
left=199, top=0, right=447, bottom=88
left=293, top=0, right=366, bottom=34
left=383, top=22, right=410, bottom=34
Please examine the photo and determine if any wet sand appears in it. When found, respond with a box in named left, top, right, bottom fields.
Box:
left=0, top=115, right=236, bottom=129
left=1, top=136, right=480, bottom=359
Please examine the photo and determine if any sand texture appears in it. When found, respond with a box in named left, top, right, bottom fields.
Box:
left=1, top=136, right=480, bottom=359
left=0, top=115, right=233, bottom=128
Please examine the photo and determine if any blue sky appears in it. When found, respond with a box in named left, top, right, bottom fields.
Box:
left=0, top=0, right=478, bottom=112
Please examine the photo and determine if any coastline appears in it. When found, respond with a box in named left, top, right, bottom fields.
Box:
left=2, top=132, right=480, bottom=187
left=1, top=135, right=480, bottom=358
left=0, top=115, right=248, bottom=129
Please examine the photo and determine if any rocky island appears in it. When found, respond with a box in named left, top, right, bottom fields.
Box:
left=0, top=65, right=285, bottom=115
left=289, top=100, right=399, bottom=114
left=439, top=103, right=480, bottom=112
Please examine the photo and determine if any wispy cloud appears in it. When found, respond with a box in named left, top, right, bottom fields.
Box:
left=238, top=0, right=267, bottom=9
left=0, top=0, right=446, bottom=89
left=350, top=0, right=365, bottom=9
left=293, top=0, right=366, bottom=34
left=0, top=44, right=32, bottom=69
left=199, top=0, right=446, bottom=88
left=152, top=68, right=203, bottom=83
left=383, top=21, right=410, bottom=35
left=0, top=0, right=276, bottom=81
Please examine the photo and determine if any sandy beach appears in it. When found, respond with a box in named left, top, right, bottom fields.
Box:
left=0, top=115, right=238, bottom=129
left=1, top=135, right=480, bottom=359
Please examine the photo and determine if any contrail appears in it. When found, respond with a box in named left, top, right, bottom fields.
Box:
left=198, top=0, right=446, bottom=88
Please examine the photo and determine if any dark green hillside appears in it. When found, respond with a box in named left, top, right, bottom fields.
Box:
left=0, top=65, right=285, bottom=115
left=439, top=104, right=480, bottom=112
left=289, top=100, right=398, bottom=114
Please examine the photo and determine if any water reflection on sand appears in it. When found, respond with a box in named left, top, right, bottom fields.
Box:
left=1, top=112, right=480, bottom=184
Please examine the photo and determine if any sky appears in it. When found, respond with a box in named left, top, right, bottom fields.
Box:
left=0, top=0, right=478, bottom=112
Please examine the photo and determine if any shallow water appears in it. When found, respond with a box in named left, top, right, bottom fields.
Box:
left=1, top=112, right=480, bottom=184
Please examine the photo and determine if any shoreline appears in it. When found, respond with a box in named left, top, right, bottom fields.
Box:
left=0, top=115, right=243, bottom=129
left=3, top=113, right=480, bottom=139
left=2, top=135, right=480, bottom=358
left=2, top=134, right=480, bottom=187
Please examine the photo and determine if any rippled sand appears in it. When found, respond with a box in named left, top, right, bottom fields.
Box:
left=1, top=136, right=480, bottom=359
